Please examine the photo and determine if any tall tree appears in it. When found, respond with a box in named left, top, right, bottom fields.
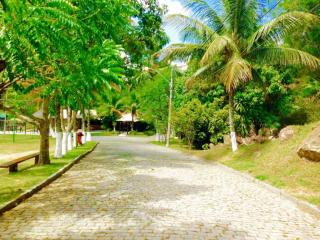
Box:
left=160, top=0, right=320, bottom=151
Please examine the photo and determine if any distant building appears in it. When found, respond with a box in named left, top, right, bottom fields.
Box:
left=116, top=113, right=138, bottom=132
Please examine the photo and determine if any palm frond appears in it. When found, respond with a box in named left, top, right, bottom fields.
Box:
left=181, top=0, right=225, bottom=32
left=220, top=55, right=252, bottom=92
left=248, top=11, right=320, bottom=50
left=201, top=35, right=237, bottom=65
left=228, top=0, right=258, bottom=38
left=248, top=47, right=320, bottom=70
left=159, top=43, right=204, bottom=62
left=164, top=14, right=217, bottom=43
left=186, top=64, right=213, bottom=89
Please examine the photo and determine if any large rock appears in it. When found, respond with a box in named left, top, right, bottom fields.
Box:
left=297, top=125, right=320, bottom=162
left=279, top=126, right=295, bottom=141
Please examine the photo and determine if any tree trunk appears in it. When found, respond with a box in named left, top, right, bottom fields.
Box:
left=39, top=122, right=50, bottom=164
left=86, top=110, right=91, bottom=141
left=62, top=131, right=67, bottom=155
left=61, top=107, right=67, bottom=156
left=81, top=108, right=86, bottom=144
left=54, top=103, right=63, bottom=158
left=49, top=118, right=56, bottom=138
left=66, top=108, right=71, bottom=151
left=72, top=110, right=78, bottom=147
left=67, top=132, right=72, bottom=150
left=39, top=97, right=50, bottom=165
left=229, top=91, right=238, bottom=152
left=66, top=109, right=75, bottom=151
left=131, top=113, right=134, bottom=132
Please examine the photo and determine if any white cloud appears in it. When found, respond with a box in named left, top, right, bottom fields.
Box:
left=158, top=0, right=191, bottom=16
left=158, top=0, right=191, bottom=43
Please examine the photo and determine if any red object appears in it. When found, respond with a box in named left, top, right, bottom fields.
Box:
left=77, top=131, right=83, bottom=145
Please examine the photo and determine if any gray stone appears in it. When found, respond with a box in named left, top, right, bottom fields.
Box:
left=297, top=125, right=320, bottom=162
left=279, top=126, right=295, bottom=141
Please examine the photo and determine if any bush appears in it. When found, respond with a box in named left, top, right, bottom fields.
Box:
left=174, top=99, right=209, bottom=149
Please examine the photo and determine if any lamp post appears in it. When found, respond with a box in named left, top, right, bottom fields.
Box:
left=166, top=64, right=174, bottom=147
left=143, top=63, right=175, bottom=147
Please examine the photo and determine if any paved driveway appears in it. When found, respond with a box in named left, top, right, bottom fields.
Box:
left=0, top=136, right=319, bottom=240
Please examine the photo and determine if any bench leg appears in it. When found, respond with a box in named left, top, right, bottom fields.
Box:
left=9, top=164, right=18, bottom=173
left=35, top=155, right=39, bottom=165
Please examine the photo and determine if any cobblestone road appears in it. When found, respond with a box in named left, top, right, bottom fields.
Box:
left=0, top=137, right=320, bottom=240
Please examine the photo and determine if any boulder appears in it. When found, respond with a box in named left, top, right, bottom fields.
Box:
left=279, top=126, right=295, bottom=141
left=242, top=137, right=255, bottom=145
left=297, top=125, right=320, bottom=162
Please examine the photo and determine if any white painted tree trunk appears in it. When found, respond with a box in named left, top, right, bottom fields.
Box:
left=82, top=131, right=86, bottom=144
left=73, top=132, right=77, bottom=147
left=86, top=132, right=92, bottom=141
left=67, top=132, right=72, bottom=151
left=54, top=132, right=63, bottom=158
left=230, top=132, right=238, bottom=152
left=229, top=92, right=238, bottom=152
left=50, top=127, right=56, bottom=138
left=62, top=132, right=67, bottom=156
left=155, top=132, right=160, bottom=142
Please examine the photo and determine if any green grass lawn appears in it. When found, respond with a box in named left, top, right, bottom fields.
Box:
left=92, top=130, right=153, bottom=137
left=0, top=135, right=55, bottom=157
left=0, top=141, right=96, bottom=207
left=156, top=122, right=320, bottom=206
left=91, top=131, right=119, bottom=136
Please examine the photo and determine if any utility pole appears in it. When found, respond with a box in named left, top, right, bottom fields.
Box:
left=3, top=92, right=7, bottom=134
left=166, top=64, right=174, bottom=147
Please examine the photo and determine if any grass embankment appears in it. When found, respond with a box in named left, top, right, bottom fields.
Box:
left=0, top=140, right=96, bottom=207
left=156, top=122, right=320, bottom=206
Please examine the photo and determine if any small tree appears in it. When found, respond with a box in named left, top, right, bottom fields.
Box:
left=175, top=99, right=207, bottom=148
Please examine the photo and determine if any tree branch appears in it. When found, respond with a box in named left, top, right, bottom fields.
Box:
left=1, top=105, right=40, bottom=127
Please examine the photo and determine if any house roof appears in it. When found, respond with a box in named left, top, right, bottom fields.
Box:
left=116, top=113, right=138, bottom=122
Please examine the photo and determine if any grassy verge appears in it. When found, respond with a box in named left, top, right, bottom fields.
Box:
left=151, top=138, right=190, bottom=150
left=92, top=130, right=153, bottom=137
left=91, top=131, right=119, bottom=136
left=154, top=122, right=320, bottom=206
left=0, top=135, right=55, bottom=157
left=0, top=141, right=96, bottom=207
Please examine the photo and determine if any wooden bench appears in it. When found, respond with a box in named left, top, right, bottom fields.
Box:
left=0, top=153, right=40, bottom=173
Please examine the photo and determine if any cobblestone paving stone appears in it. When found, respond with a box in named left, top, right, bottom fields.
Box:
left=0, top=136, right=320, bottom=240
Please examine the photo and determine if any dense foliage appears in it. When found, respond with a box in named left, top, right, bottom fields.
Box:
left=150, top=0, right=320, bottom=150
left=0, top=0, right=168, bottom=163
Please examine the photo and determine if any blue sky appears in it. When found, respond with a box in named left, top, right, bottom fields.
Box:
left=159, top=0, right=280, bottom=43
left=158, top=0, right=190, bottom=43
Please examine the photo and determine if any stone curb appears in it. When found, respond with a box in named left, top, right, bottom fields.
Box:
left=164, top=145, right=320, bottom=219
left=0, top=142, right=99, bottom=215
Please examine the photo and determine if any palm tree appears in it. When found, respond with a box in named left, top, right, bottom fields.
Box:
left=160, top=0, right=320, bottom=151
left=97, top=93, right=124, bottom=132
left=108, top=96, right=124, bottom=132
left=124, top=91, right=138, bottom=132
